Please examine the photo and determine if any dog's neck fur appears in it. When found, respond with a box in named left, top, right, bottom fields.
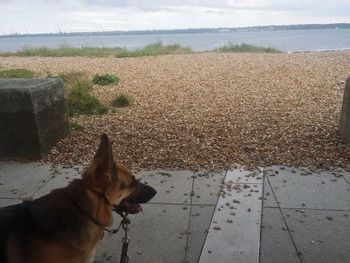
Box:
left=30, top=179, right=113, bottom=254
left=63, top=179, right=114, bottom=228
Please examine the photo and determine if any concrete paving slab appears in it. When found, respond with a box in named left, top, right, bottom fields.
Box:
left=136, top=170, right=194, bottom=204
left=186, top=205, right=216, bottom=263
left=0, top=198, right=22, bottom=207
left=283, top=209, right=350, bottom=263
left=192, top=171, right=225, bottom=205
left=266, top=167, right=350, bottom=210
left=34, top=165, right=83, bottom=198
left=260, top=208, right=301, bottom=263
left=0, top=162, right=53, bottom=199
left=225, top=168, right=263, bottom=184
left=95, top=203, right=190, bottom=263
left=263, top=176, right=278, bottom=207
left=199, top=173, right=263, bottom=263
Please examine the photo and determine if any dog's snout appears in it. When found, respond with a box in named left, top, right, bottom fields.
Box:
left=133, top=182, right=157, bottom=204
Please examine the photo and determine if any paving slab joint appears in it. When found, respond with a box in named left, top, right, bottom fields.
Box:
left=265, top=174, right=304, bottom=263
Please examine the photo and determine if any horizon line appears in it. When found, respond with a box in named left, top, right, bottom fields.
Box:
left=1, top=22, right=349, bottom=37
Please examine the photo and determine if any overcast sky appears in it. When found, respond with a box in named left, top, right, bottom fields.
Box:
left=0, top=0, right=349, bottom=35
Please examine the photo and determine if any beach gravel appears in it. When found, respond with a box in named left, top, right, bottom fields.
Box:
left=1, top=52, right=350, bottom=171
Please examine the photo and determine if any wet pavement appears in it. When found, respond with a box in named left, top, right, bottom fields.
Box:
left=0, top=162, right=349, bottom=263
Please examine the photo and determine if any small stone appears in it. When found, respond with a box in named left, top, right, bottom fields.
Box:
left=184, top=229, right=192, bottom=235
left=227, top=219, right=233, bottom=223
left=282, top=226, right=288, bottom=231
left=326, top=216, right=333, bottom=221
left=182, top=206, right=188, bottom=210
left=137, top=250, right=142, bottom=255
left=247, top=208, right=251, bottom=212
left=213, top=226, right=221, bottom=230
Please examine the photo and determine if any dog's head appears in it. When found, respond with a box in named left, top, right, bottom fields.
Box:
left=82, top=133, right=156, bottom=214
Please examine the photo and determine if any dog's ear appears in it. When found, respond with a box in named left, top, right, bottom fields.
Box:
left=82, top=133, right=117, bottom=190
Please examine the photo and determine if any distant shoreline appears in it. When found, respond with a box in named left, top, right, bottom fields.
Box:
left=1, top=22, right=349, bottom=38
left=1, top=28, right=349, bottom=54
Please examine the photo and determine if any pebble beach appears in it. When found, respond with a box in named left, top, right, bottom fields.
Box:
left=1, top=51, right=350, bottom=171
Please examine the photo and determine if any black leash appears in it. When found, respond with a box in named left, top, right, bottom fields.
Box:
left=104, top=206, right=131, bottom=263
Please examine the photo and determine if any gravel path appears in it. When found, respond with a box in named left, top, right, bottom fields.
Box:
left=1, top=52, right=350, bottom=171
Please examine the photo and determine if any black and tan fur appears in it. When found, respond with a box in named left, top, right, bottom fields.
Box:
left=0, top=134, right=156, bottom=263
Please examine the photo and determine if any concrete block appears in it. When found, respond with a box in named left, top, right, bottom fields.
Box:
left=260, top=208, right=300, bottom=263
left=340, top=77, right=350, bottom=143
left=263, top=176, right=278, bottom=207
left=0, top=78, right=70, bottom=158
left=34, top=165, right=83, bottom=198
left=226, top=168, right=263, bottom=184
left=136, top=170, right=194, bottom=204
left=267, top=167, right=350, bottom=210
left=95, top=203, right=189, bottom=263
left=284, top=209, right=350, bottom=263
left=0, top=198, right=22, bottom=208
left=199, top=176, right=263, bottom=263
left=187, top=205, right=216, bottom=263
left=0, top=162, right=53, bottom=199
left=192, top=171, right=225, bottom=205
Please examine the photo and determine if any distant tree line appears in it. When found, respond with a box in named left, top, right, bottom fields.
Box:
left=1, top=23, right=349, bottom=38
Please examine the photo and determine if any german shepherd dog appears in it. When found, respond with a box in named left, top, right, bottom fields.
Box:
left=0, top=134, right=156, bottom=263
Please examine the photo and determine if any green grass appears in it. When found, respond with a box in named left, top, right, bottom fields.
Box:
left=0, top=68, right=35, bottom=78
left=70, top=122, right=84, bottom=131
left=214, top=43, right=281, bottom=53
left=115, top=41, right=193, bottom=58
left=60, top=72, right=108, bottom=116
left=0, top=45, right=126, bottom=57
left=111, top=94, right=130, bottom=107
left=0, top=42, right=281, bottom=57
left=92, top=74, right=119, bottom=85
left=0, top=42, right=193, bottom=58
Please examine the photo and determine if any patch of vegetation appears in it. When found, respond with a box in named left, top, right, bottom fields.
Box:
left=115, top=41, right=193, bottom=58
left=214, top=43, right=282, bottom=53
left=70, top=122, right=84, bottom=131
left=0, top=68, right=35, bottom=78
left=111, top=94, right=130, bottom=108
left=0, top=45, right=126, bottom=57
left=0, top=42, right=193, bottom=58
left=60, top=72, right=108, bottom=116
left=92, top=74, right=119, bottom=86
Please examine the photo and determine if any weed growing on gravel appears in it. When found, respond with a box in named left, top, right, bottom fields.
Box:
left=111, top=94, right=130, bottom=107
left=0, top=68, right=35, bottom=78
left=60, top=72, right=108, bottom=116
left=92, top=74, right=119, bottom=85
left=70, top=122, right=84, bottom=131
left=215, top=43, right=281, bottom=53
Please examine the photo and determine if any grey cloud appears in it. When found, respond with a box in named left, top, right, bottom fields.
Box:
left=82, top=0, right=350, bottom=12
